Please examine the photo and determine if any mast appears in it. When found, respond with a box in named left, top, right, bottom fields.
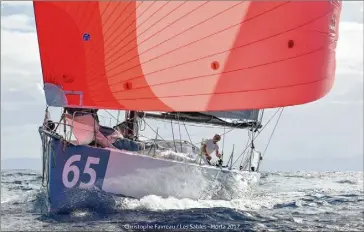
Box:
left=125, top=110, right=137, bottom=140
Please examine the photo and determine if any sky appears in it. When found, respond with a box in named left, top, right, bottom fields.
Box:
left=1, top=1, right=363, bottom=172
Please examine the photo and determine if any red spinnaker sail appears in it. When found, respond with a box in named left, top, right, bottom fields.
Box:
left=33, top=1, right=342, bottom=111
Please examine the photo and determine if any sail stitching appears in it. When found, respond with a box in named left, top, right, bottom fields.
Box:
left=102, top=1, right=210, bottom=70
left=102, top=6, right=333, bottom=90
left=87, top=1, right=128, bottom=52
left=87, top=2, right=291, bottom=92
left=102, top=1, right=143, bottom=55
left=103, top=1, right=278, bottom=79
left=84, top=1, right=163, bottom=74
left=91, top=44, right=331, bottom=99
left=104, top=1, right=184, bottom=60
left=87, top=1, right=248, bottom=82
left=83, top=1, right=154, bottom=69
left=86, top=1, right=205, bottom=80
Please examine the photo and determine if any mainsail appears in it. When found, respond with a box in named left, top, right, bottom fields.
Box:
left=33, top=1, right=342, bottom=112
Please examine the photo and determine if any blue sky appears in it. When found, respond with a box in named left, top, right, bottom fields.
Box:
left=1, top=1, right=363, bottom=171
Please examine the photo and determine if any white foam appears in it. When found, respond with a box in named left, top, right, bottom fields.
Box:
left=115, top=171, right=363, bottom=213
left=117, top=193, right=285, bottom=211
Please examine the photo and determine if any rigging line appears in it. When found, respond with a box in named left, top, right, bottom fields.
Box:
left=262, top=107, right=284, bottom=158
left=177, top=113, right=183, bottom=152
left=104, top=2, right=289, bottom=83
left=102, top=110, right=119, bottom=123
left=239, top=130, right=252, bottom=168
left=171, top=119, right=177, bottom=152
left=222, top=111, right=227, bottom=153
left=190, top=119, right=257, bottom=147
left=102, top=110, right=140, bottom=137
left=259, top=109, right=265, bottom=125
left=143, top=118, right=174, bottom=150
left=116, top=110, right=121, bottom=124
left=220, top=120, right=253, bottom=137
left=233, top=108, right=280, bottom=167
left=232, top=107, right=282, bottom=167
left=139, top=117, right=146, bottom=131
left=183, top=120, right=193, bottom=145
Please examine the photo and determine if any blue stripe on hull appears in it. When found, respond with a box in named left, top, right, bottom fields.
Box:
left=48, top=139, right=111, bottom=212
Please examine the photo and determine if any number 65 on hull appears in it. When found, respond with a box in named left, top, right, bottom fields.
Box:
left=47, top=140, right=110, bottom=211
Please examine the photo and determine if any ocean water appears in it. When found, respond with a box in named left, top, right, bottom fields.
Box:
left=1, top=170, right=363, bottom=231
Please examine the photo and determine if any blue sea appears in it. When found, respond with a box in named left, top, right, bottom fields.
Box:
left=1, top=170, right=363, bottom=231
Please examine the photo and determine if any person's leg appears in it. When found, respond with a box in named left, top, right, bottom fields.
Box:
left=129, top=140, right=140, bottom=151
left=112, top=138, right=129, bottom=150
left=113, top=138, right=140, bottom=151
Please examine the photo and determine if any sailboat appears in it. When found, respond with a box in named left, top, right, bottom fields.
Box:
left=33, top=1, right=342, bottom=213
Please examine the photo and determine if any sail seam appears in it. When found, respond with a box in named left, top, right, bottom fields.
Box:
left=92, top=2, right=286, bottom=83
left=101, top=44, right=332, bottom=96
left=101, top=5, right=333, bottom=89
left=87, top=1, right=209, bottom=81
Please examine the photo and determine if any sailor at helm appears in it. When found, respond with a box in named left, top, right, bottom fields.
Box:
left=201, top=134, right=222, bottom=164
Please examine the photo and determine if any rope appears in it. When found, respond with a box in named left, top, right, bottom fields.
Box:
left=239, top=130, right=253, bottom=168
left=177, top=114, right=183, bottom=151
left=262, top=108, right=284, bottom=158
left=116, top=110, right=121, bottom=124
left=222, top=112, right=227, bottom=152
left=104, top=109, right=141, bottom=135
left=170, top=119, right=177, bottom=152
left=183, top=121, right=193, bottom=145
left=139, top=117, right=146, bottom=131
left=232, top=107, right=283, bottom=167
left=143, top=118, right=175, bottom=150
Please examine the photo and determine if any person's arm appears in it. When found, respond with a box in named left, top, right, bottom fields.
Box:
left=216, top=145, right=221, bottom=158
left=95, top=130, right=116, bottom=149
left=202, top=144, right=207, bottom=155
left=202, top=144, right=212, bottom=160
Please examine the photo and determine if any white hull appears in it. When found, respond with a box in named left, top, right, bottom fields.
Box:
left=102, top=148, right=261, bottom=200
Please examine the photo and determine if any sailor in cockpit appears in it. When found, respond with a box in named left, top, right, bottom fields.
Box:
left=201, top=134, right=222, bottom=164
left=64, top=107, right=140, bottom=151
